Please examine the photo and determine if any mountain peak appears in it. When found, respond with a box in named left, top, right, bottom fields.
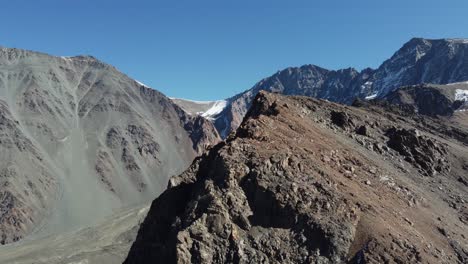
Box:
left=0, top=43, right=220, bottom=245
left=0, top=46, right=109, bottom=69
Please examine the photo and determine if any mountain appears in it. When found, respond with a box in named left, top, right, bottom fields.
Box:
left=125, top=91, right=468, bottom=263
left=207, top=38, right=468, bottom=138
left=2, top=37, right=468, bottom=262
left=0, top=47, right=220, bottom=244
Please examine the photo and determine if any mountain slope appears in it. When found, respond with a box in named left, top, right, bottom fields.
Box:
left=210, top=38, right=468, bottom=138
left=125, top=91, right=467, bottom=263
left=380, top=82, right=468, bottom=116
left=0, top=47, right=219, bottom=244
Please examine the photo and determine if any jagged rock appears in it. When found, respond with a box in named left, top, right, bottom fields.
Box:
left=355, top=125, right=369, bottom=136
left=182, top=115, right=221, bottom=154
left=125, top=92, right=468, bottom=264
left=386, top=128, right=449, bottom=176
left=331, top=111, right=352, bottom=128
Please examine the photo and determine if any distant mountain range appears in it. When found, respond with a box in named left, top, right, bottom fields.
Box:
left=174, top=38, right=468, bottom=138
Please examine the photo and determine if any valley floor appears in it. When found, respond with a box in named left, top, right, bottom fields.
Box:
left=0, top=203, right=149, bottom=264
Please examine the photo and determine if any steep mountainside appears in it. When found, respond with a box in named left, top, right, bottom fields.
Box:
left=125, top=91, right=468, bottom=263
left=0, top=47, right=219, bottom=244
left=210, top=38, right=468, bottom=138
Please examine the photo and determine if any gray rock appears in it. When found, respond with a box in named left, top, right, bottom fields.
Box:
left=0, top=47, right=220, bottom=244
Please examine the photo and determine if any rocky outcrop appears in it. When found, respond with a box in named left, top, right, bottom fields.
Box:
left=386, top=128, right=449, bottom=176
left=125, top=91, right=468, bottom=263
left=330, top=111, right=354, bottom=129
left=182, top=115, right=221, bottom=154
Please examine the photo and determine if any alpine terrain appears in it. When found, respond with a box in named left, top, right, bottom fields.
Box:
left=126, top=90, right=468, bottom=263
left=0, top=37, right=468, bottom=264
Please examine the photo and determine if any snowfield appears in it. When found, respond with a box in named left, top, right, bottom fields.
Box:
left=455, top=89, right=468, bottom=101
left=365, top=93, right=378, bottom=100
left=201, top=100, right=227, bottom=119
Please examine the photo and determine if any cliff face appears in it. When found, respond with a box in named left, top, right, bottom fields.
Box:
left=125, top=91, right=468, bottom=263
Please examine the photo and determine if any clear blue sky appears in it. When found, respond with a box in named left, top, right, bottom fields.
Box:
left=1, top=0, right=467, bottom=100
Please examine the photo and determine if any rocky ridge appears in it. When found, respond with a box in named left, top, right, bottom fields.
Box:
left=125, top=91, right=468, bottom=263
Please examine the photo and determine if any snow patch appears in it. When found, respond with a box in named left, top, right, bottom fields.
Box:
left=365, top=93, right=378, bottom=100
left=415, top=49, right=426, bottom=62
left=455, top=89, right=468, bottom=101
left=202, top=100, right=227, bottom=119
left=135, top=80, right=149, bottom=88
left=61, top=56, right=73, bottom=61
left=170, top=97, right=228, bottom=120
left=360, top=81, right=373, bottom=91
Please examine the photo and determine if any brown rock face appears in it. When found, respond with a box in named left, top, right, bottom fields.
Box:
left=125, top=91, right=468, bottom=264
